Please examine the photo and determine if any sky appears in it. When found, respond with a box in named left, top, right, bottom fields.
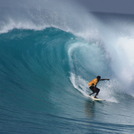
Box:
left=75, top=0, right=134, bottom=14
left=0, top=0, right=134, bottom=15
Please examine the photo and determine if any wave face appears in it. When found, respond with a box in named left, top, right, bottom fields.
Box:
left=0, top=0, right=134, bottom=134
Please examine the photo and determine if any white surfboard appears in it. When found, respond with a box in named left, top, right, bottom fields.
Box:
left=87, top=95, right=105, bottom=101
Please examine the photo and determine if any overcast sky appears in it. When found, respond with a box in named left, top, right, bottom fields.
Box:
left=76, top=0, right=134, bottom=14
left=0, top=0, right=134, bottom=15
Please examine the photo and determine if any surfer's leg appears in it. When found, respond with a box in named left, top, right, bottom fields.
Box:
left=89, top=92, right=94, bottom=96
left=89, top=86, right=95, bottom=96
left=94, top=88, right=100, bottom=98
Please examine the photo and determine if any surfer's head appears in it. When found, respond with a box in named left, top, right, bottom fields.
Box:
left=97, top=76, right=101, bottom=79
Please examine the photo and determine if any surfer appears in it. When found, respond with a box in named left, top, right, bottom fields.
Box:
left=88, top=76, right=110, bottom=98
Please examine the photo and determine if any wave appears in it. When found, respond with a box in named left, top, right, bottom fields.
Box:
left=1, top=1, right=134, bottom=133
left=0, top=26, right=134, bottom=106
left=0, top=1, right=134, bottom=95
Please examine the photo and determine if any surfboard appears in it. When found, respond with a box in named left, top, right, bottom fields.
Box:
left=87, top=95, right=104, bottom=101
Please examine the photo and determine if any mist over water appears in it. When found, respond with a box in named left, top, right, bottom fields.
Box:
left=0, top=0, right=94, bottom=35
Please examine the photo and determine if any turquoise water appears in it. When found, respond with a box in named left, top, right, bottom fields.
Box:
left=0, top=27, right=134, bottom=134
left=0, top=0, right=134, bottom=133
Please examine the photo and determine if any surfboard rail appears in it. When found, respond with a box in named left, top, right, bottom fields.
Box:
left=87, top=95, right=105, bottom=101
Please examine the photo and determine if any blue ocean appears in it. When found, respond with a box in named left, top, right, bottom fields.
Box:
left=0, top=0, right=134, bottom=134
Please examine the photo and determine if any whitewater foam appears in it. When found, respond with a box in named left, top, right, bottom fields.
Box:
left=70, top=72, right=118, bottom=103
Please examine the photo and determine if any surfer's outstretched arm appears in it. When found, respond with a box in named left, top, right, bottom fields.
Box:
left=100, top=79, right=110, bottom=81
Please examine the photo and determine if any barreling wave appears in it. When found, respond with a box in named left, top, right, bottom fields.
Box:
left=1, top=1, right=134, bottom=133
left=0, top=26, right=133, bottom=107
left=0, top=24, right=134, bottom=132
left=0, top=0, right=134, bottom=99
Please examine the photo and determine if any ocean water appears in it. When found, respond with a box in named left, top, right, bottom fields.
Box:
left=0, top=0, right=134, bottom=134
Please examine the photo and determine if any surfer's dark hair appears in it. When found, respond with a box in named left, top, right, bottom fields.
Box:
left=97, top=76, right=101, bottom=79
